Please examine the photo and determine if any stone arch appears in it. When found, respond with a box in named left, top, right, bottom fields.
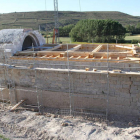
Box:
left=22, top=34, right=40, bottom=51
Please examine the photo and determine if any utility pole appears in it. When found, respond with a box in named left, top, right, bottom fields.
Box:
left=53, top=0, right=59, bottom=44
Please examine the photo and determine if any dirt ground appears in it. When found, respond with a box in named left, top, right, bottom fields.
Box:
left=0, top=103, right=140, bottom=140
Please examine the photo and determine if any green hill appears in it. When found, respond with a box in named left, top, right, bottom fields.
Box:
left=0, top=11, right=139, bottom=31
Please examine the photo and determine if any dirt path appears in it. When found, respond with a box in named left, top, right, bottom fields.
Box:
left=0, top=103, right=140, bottom=140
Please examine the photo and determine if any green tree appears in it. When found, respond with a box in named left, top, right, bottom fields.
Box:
left=59, top=24, right=74, bottom=37
left=70, top=19, right=126, bottom=43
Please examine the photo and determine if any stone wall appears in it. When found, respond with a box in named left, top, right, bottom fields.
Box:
left=9, top=59, right=140, bottom=72
left=0, top=67, right=140, bottom=117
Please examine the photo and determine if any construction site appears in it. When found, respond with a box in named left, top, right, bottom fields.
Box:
left=0, top=28, right=140, bottom=117
left=0, top=0, right=140, bottom=140
left=0, top=28, right=140, bottom=139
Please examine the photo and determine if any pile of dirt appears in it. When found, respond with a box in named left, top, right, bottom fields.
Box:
left=0, top=103, right=140, bottom=140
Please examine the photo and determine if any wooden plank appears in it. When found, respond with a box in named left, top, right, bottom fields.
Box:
left=88, top=54, right=93, bottom=58
left=45, top=44, right=62, bottom=51
left=41, top=55, right=47, bottom=58
left=76, top=56, right=81, bottom=59
left=66, top=44, right=81, bottom=52
left=10, top=100, right=25, bottom=112
left=54, top=55, right=60, bottom=59
left=113, top=69, right=122, bottom=73
left=101, top=56, right=104, bottom=60
left=37, top=51, right=64, bottom=57
left=69, top=56, right=74, bottom=59
left=84, top=56, right=88, bottom=59
left=115, top=45, right=133, bottom=50
left=47, top=55, right=53, bottom=58
left=92, top=45, right=103, bottom=52
left=60, top=53, right=65, bottom=57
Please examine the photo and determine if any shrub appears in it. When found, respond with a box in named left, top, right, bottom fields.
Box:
left=131, top=39, right=139, bottom=44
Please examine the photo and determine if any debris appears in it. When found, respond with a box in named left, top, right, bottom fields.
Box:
left=128, top=122, right=133, bottom=126
left=61, top=122, right=69, bottom=127
left=10, top=100, right=25, bottom=112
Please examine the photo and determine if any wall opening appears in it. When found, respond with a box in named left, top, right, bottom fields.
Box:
left=22, top=35, right=37, bottom=51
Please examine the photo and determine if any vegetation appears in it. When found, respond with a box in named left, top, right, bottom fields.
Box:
left=125, top=23, right=140, bottom=34
left=59, top=24, right=74, bottom=37
left=45, top=35, right=140, bottom=44
left=46, top=37, right=71, bottom=44
left=0, top=11, right=140, bottom=32
left=70, top=19, right=126, bottom=43
left=0, top=134, right=9, bottom=140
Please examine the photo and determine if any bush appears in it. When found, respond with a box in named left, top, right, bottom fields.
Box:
left=131, top=39, right=139, bottom=44
left=125, top=33, right=132, bottom=36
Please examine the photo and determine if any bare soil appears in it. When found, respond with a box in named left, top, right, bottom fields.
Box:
left=0, top=103, right=140, bottom=140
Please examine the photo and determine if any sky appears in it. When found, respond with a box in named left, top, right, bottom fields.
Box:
left=0, top=0, right=140, bottom=16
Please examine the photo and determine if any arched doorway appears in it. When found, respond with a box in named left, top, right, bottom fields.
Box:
left=22, top=35, right=37, bottom=51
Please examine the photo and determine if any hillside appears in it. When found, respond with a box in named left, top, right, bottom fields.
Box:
left=0, top=11, right=140, bottom=31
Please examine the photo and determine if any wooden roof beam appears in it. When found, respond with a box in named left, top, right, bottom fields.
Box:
left=47, top=55, right=53, bottom=58
left=40, top=55, right=47, bottom=58
left=115, top=45, right=133, bottom=50
left=76, top=56, right=81, bottom=59
left=69, top=56, right=74, bottom=59
left=101, top=56, right=104, bottom=60
left=54, top=55, right=60, bottom=59
left=84, top=56, right=88, bottom=59
left=92, top=45, right=103, bottom=52
left=66, top=44, right=81, bottom=52
left=45, top=44, right=62, bottom=51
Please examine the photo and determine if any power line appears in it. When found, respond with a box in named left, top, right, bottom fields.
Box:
left=79, top=0, right=81, bottom=12
left=45, top=0, right=46, bottom=10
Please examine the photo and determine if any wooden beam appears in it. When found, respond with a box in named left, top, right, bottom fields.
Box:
left=88, top=54, right=93, bottom=58
left=10, top=100, right=25, bottom=112
left=47, top=55, right=53, bottom=58
left=101, top=56, right=104, bottom=60
left=84, top=56, right=88, bottom=59
left=54, top=55, right=60, bottom=59
left=60, top=53, right=65, bottom=57
left=69, top=56, right=74, bottom=59
left=41, top=55, right=47, bottom=58
left=92, top=45, right=103, bottom=52
left=45, top=44, right=62, bottom=51
left=76, top=56, right=81, bottom=59
left=66, top=44, right=81, bottom=52
left=116, top=45, right=133, bottom=50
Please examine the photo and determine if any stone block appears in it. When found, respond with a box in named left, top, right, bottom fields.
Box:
left=130, top=89, right=139, bottom=94
left=122, top=84, right=130, bottom=89
left=120, top=93, right=131, bottom=98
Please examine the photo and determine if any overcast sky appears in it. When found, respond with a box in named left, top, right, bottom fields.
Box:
left=0, top=0, right=139, bottom=16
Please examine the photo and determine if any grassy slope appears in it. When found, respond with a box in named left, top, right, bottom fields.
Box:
left=0, top=11, right=140, bottom=31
